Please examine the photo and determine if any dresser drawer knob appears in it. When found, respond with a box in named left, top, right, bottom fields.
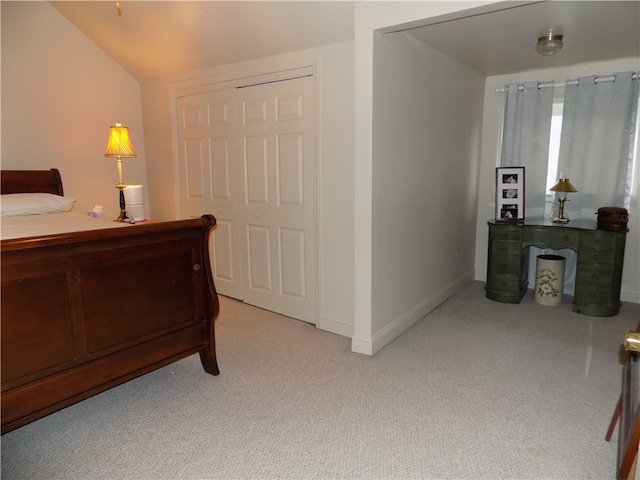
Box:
left=563, top=236, right=570, bottom=241
left=592, top=255, right=599, bottom=261
left=591, top=274, right=598, bottom=280
left=500, top=282, right=507, bottom=287
left=589, top=293, right=596, bottom=299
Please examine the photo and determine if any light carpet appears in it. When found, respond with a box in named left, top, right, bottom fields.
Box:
left=2, top=281, right=639, bottom=479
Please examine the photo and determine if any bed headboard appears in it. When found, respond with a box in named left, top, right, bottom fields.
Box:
left=0, top=169, right=64, bottom=196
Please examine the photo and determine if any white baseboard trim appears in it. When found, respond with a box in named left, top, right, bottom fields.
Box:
left=351, top=335, right=374, bottom=356
left=621, top=288, right=640, bottom=304
left=318, top=314, right=354, bottom=338
left=351, top=272, right=474, bottom=356
left=474, top=269, right=487, bottom=282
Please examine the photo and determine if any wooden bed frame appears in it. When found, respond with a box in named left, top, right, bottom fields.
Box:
left=1, top=169, right=220, bottom=433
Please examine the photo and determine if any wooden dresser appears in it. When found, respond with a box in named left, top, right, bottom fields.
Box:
left=485, top=218, right=628, bottom=316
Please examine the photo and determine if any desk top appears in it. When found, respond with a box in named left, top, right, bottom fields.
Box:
left=488, top=217, right=599, bottom=231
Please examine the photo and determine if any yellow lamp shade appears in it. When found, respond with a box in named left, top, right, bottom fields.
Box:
left=105, top=122, right=137, bottom=158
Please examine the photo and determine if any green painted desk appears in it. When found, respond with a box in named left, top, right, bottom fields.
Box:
left=485, top=218, right=628, bottom=316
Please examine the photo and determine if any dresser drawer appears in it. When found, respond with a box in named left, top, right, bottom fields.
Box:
left=491, top=253, right=521, bottom=273
left=579, top=231, right=618, bottom=250
left=488, top=273, right=522, bottom=293
left=578, top=248, right=615, bottom=265
left=576, top=263, right=613, bottom=286
left=574, top=288, right=612, bottom=306
left=490, top=227, right=522, bottom=242
left=491, top=240, right=521, bottom=256
left=523, top=227, right=580, bottom=250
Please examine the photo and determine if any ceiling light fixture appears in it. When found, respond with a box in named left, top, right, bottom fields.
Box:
left=115, top=1, right=122, bottom=16
left=536, top=32, right=564, bottom=56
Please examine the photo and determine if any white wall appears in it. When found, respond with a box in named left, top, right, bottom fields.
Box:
left=474, top=58, right=640, bottom=304
left=352, top=29, right=484, bottom=355
left=1, top=1, right=147, bottom=218
left=353, top=1, right=495, bottom=354
left=140, top=42, right=356, bottom=337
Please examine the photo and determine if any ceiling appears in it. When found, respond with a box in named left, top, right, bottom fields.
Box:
left=50, top=1, right=639, bottom=82
left=404, top=1, right=640, bottom=76
left=49, top=1, right=356, bottom=82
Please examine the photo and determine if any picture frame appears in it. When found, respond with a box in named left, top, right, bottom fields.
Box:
left=495, top=167, right=525, bottom=222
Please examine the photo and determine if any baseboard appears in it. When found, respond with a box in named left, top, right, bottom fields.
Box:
left=317, top=314, right=354, bottom=338
left=351, top=334, right=374, bottom=356
left=621, top=288, right=640, bottom=305
left=351, top=272, right=474, bottom=356
left=474, top=268, right=487, bottom=282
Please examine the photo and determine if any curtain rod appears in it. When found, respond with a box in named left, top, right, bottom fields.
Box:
left=495, top=72, right=639, bottom=93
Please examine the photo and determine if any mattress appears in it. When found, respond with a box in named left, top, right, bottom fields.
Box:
left=1, top=212, right=129, bottom=241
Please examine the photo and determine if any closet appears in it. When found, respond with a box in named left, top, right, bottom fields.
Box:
left=176, top=74, right=317, bottom=324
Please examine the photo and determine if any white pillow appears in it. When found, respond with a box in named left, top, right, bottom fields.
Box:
left=1, top=193, right=75, bottom=216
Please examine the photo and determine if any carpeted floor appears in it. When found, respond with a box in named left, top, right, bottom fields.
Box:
left=2, top=281, right=638, bottom=479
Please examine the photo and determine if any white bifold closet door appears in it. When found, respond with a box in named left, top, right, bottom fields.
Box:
left=177, top=75, right=317, bottom=324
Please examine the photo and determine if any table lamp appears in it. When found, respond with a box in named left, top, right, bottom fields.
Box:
left=550, top=174, right=578, bottom=223
left=104, top=122, right=137, bottom=223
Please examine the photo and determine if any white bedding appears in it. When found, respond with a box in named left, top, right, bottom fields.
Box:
left=0, top=212, right=129, bottom=240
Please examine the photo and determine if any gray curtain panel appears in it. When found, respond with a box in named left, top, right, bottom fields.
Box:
left=500, top=81, right=554, bottom=218
left=558, top=71, right=639, bottom=219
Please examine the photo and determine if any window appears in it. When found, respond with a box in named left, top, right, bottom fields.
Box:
left=544, top=96, right=638, bottom=216
left=545, top=102, right=563, bottom=192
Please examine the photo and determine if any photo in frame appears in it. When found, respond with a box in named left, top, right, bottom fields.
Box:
left=495, top=167, right=525, bottom=222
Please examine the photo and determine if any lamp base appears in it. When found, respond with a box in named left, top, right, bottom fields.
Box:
left=115, top=210, right=136, bottom=224
left=552, top=197, right=570, bottom=224
left=115, top=185, right=136, bottom=224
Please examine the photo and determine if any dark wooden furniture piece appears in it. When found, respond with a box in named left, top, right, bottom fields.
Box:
left=606, top=327, right=640, bottom=480
left=1, top=169, right=220, bottom=433
left=485, top=218, right=628, bottom=316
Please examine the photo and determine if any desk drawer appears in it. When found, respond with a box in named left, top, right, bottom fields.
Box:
left=523, top=227, right=580, bottom=250
left=576, top=263, right=613, bottom=285
left=491, top=253, right=521, bottom=273
left=491, top=240, right=521, bottom=256
left=490, top=227, right=522, bottom=242
left=488, top=273, right=522, bottom=293
left=578, top=248, right=615, bottom=265
left=579, top=231, right=618, bottom=250
left=574, top=289, right=612, bottom=306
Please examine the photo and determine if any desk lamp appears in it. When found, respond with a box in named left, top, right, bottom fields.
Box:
left=550, top=175, right=578, bottom=223
left=104, top=122, right=137, bottom=223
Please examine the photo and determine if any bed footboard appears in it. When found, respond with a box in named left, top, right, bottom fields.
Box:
left=1, top=216, right=220, bottom=433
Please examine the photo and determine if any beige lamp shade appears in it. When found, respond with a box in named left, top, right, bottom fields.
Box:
left=104, top=122, right=137, bottom=158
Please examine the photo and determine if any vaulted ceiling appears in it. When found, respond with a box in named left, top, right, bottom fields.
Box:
left=50, top=1, right=639, bottom=82
left=49, top=1, right=356, bottom=81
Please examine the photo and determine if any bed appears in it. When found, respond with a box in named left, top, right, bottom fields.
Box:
left=1, top=169, right=220, bottom=433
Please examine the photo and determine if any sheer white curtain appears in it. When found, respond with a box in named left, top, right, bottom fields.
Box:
left=501, top=81, right=554, bottom=217
left=557, top=71, right=639, bottom=219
